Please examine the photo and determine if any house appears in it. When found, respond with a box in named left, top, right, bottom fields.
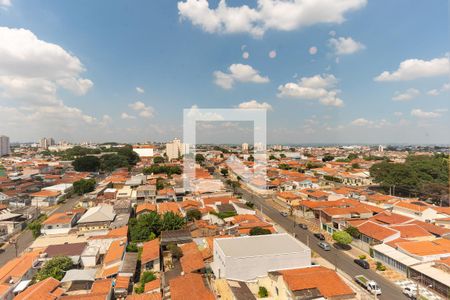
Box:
left=81, top=245, right=100, bottom=268
left=392, top=201, right=442, bottom=222
left=60, top=278, right=113, bottom=300
left=212, top=234, right=311, bottom=282
left=298, top=189, right=329, bottom=201
left=169, top=273, right=214, bottom=300
left=77, top=205, right=116, bottom=232
left=60, top=269, right=96, bottom=291
left=262, top=266, right=355, bottom=300
left=30, top=190, right=61, bottom=207
left=100, top=239, right=127, bottom=278
left=103, top=188, right=117, bottom=200
left=14, top=277, right=63, bottom=300
left=136, top=185, right=156, bottom=202
left=275, top=191, right=301, bottom=208
left=41, top=210, right=83, bottom=235
left=180, top=242, right=206, bottom=274
left=43, top=242, right=87, bottom=265
left=141, top=239, right=160, bottom=272
left=395, top=238, right=450, bottom=262
left=136, top=203, right=157, bottom=216
left=114, top=275, right=131, bottom=298
left=144, top=278, right=161, bottom=294
left=0, top=250, right=41, bottom=300
left=356, top=221, right=400, bottom=245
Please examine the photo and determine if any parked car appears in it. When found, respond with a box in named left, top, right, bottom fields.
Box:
left=318, top=242, right=331, bottom=251
left=354, top=259, right=370, bottom=269
left=280, top=211, right=288, bottom=217
left=402, top=286, right=417, bottom=299
left=298, top=223, right=308, bottom=229
left=313, top=233, right=325, bottom=240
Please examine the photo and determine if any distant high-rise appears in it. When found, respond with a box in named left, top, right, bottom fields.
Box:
left=378, top=145, right=384, bottom=152
left=0, top=135, right=10, bottom=156
left=39, top=137, right=55, bottom=150
left=242, top=143, right=249, bottom=153
left=166, top=138, right=188, bottom=161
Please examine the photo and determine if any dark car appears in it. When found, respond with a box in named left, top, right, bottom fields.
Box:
left=298, top=223, right=308, bottom=230
left=313, top=233, right=325, bottom=240
left=354, top=259, right=370, bottom=269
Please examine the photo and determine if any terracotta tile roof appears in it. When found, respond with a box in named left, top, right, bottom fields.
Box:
left=386, top=238, right=410, bottom=248
left=106, top=226, right=128, bottom=238
left=114, top=276, right=130, bottom=289
left=144, top=278, right=161, bottom=292
left=14, top=277, right=60, bottom=300
left=321, top=206, right=372, bottom=217
left=367, top=194, right=397, bottom=203
left=141, top=239, right=160, bottom=264
left=277, top=191, right=300, bottom=200
left=0, top=250, right=41, bottom=284
left=390, top=224, right=434, bottom=239
left=396, top=238, right=450, bottom=256
left=299, top=189, right=329, bottom=199
left=60, top=278, right=112, bottom=300
left=100, top=265, right=120, bottom=278
left=394, top=201, right=431, bottom=212
left=169, top=273, right=214, bottom=300
left=127, top=294, right=162, bottom=300
left=180, top=243, right=205, bottom=273
left=370, top=211, right=412, bottom=225
left=157, top=202, right=180, bottom=215
left=357, top=221, right=399, bottom=241
left=41, top=212, right=75, bottom=225
left=202, top=196, right=238, bottom=206
left=279, top=266, right=355, bottom=298
left=104, top=239, right=126, bottom=265
left=136, top=203, right=157, bottom=214
left=409, top=220, right=450, bottom=237
left=31, top=190, right=61, bottom=197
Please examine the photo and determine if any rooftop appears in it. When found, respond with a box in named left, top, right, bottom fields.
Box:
left=215, top=233, right=309, bottom=257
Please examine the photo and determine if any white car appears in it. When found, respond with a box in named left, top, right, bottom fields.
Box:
left=280, top=211, right=288, bottom=217
left=402, top=286, right=417, bottom=299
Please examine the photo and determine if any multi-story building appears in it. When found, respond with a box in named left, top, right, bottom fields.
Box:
left=39, top=137, right=55, bottom=150
left=0, top=135, right=10, bottom=156
left=242, top=142, right=249, bottom=153
left=166, top=138, right=188, bottom=161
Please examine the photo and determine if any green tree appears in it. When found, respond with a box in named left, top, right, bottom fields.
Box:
left=129, top=212, right=161, bottom=242
left=351, top=163, right=360, bottom=169
left=72, top=156, right=100, bottom=172
left=258, top=286, right=268, bottom=298
left=167, top=243, right=183, bottom=259
left=186, top=209, right=202, bottom=221
left=345, top=226, right=361, bottom=238
left=135, top=271, right=157, bottom=294
left=332, top=231, right=353, bottom=246
left=100, top=154, right=129, bottom=172
left=153, top=156, right=165, bottom=164
left=220, top=168, right=229, bottom=176
left=73, top=178, right=96, bottom=195
left=322, top=154, right=335, bottom=162
left=249, top=227, right=271, bottom=236
left=269, top=154, right=276, bottom=160
left=160, top=212, right=186, bottom=231
left=195, top=154, right=205, bottom=164
left=117, top=145, right=140, bottom=165
left=35, top=256, right=73, bottom=281
left=347, top=153, right=358, bottom=160
left=27, top=214, right=47, bottom=238
left=279, top=153, right=286, bottom=158
left=248, top=155, right=254, bottom=162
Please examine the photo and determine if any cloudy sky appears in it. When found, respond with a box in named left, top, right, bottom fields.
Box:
left=0, top=0, right=449, bottom=144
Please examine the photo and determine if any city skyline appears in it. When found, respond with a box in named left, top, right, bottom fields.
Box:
left=0, top=0, right=449, bottom=144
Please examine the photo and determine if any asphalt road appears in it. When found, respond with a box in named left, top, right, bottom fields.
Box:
left=0, top=195, right=82, bottom=266
left=237, top=187, right=408, bottom=300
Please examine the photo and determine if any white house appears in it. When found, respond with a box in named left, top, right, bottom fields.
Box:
left=212, top=233, right=311, bottom=282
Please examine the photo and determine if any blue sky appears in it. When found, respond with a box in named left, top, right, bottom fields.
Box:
left=0, top=0, right=448, bottom=144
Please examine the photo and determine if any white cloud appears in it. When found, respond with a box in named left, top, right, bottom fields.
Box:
left=0, top=0, right=11, bottom=8
left=410, top=109, right=442, bottom=119
left=309, top=46, right=318, bottom=55
left=121, top=112, right=136, bottom=120
left=136, top=87, right=145, bottom=93
left=242, top=51, right=249, bottom=59
left=375, top=56, right=450, bottom=81
left=129, top=101, right=155, bottom=118
left=213, top=63, right=269, bottom=89
left=0, top=27, right=99, bottom=138
left=351, top=118, right=371, bottom=126
left=269, top=50, right=277, bottom=59
left=392, top=88, right=420, bottom=101
left=185, top=104, right=224, bottom=120
left=178, top=0, right=367, bottom=38
left=427, top=82, right=450, bottom=96
left=329, top=36, right=365, bottom=55
left=238, top=100, right=273, bottom=110
left=277, top=74, right=344, bottom=107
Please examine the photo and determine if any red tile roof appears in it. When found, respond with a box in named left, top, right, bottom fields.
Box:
left=169, top=274, right=214, bottom=300
left=141, top=239, right=160, bottom=264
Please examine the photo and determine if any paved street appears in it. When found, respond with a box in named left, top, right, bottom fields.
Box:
left=0, top=195, right=82, bottom=265
left=237, top=186, right=408, bottom=300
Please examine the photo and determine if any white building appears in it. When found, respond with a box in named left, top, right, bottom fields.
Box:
left=166, top=138, right=188, bottom=161
left=0, top=135, right=10, bottom=156
left=39, top=137, right=55, bottom=150
left=212, top=233, right=311, bottom=281
left=242, top=143, right=249, bottom=153
left=132, top=145, right=154, bottom=158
